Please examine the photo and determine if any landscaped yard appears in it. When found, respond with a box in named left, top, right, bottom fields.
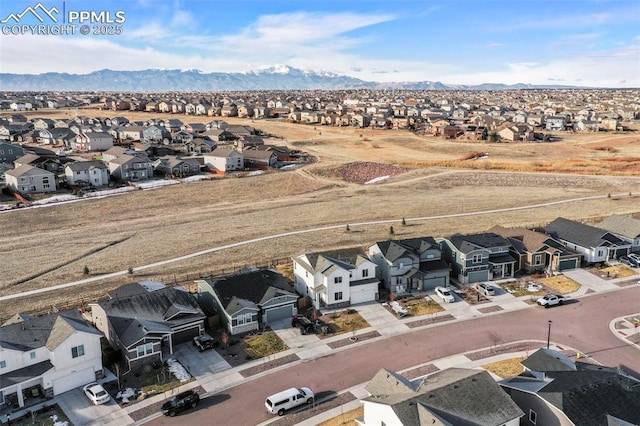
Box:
left=321, top=309, right=370, bottom=335
left=502, top=281, right=547, bottom=297
left=399, top=296, right=444, bottom=315
left=598, top=264, right=637, bottom=279
left=481, top=356, right=526, bottom=378
left=243, top=331, right=288, bottom=359
left=5, top=404, right=71, bottom=426
left=539, top=275, right=580, bottom=294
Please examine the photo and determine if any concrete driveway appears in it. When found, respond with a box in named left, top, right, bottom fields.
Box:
left=171, top=339, right=231, bottom=379
left=55, top=387, right=129, bottom=426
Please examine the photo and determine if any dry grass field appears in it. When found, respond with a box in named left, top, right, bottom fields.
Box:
left=2, top=108, right=640, bottom=316
left=481, top=357, right=526, bottom=378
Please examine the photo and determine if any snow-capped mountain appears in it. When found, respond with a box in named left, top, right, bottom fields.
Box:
left=0, top=66, right=581, bottom=91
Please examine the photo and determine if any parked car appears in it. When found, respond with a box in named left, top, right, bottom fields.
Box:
left=536, top=294, right=565, bottom=308
left=627, top=253, right=640, bottom=266
left=435, top=286, right=455, bottom=303
left=160, top=390, right=200, bottom=417
left=192, top=334, right=215, bottom=352
left=265, top=387, right=314, bottom=416
left=619, top=256, right=634, bottom=267
left=83, top=382, right=111, bottom=405
left=475, top=282, right=495, bottom=296
left=291, top=315, right=314, bottom=335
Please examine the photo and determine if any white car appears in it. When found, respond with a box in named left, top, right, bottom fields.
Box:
left=435, top=286, right=455, bottom=303
left=475, top=282, right=495, bottom=296
left=83, top=382, right=111, bottom=405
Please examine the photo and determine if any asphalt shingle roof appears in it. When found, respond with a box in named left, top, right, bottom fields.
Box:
left=545, top=217, right=624, bottom=248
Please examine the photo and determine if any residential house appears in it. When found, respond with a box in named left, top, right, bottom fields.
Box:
left=0, top=142, right=25, bottom=164
left=142, top=125, right=171, bottom=143
left=242, top=149, right=277, bottom=169
left=601, top=118, right=621, bottom=131
left=292, top=248, right=379, bottom=309
left=152, top=156, right=201, bottom=177
left=203, top=147, right=243, bottom=172
left=102, top=146, right=137, bottom=163
left=90, top=282, right=205, bottom=371
left=544, top=116, right=567, bottom=131
left=196, top=269, right=298, bottom=335
left=368, top=237, right=451, bottom=294
left=32, top=128, right=75, bottom=145
left=64, top=161, right=110, bottom=187
left=5, top=165, right=56, bottom=194
left=74, top=132, right=114, bottom=152
left=202, top=129, right=235, bottom=143
left=597, top=215, right=640, bottom=253
left=119, top=125, right=145, bottom=141
left=359, top=367, right=523, bottom=426
left=440, top=232, right=516, bottom=284
left=107, top=154, right=153, bottom=181
left=500, top=348, right=640, bottom=426
left=498, top=125, right=534, bottom=142
left=544, top=217, right=631, bottom=263
left=0, top=311, right=103, bottom=408
left=490, top=226, right=582, bottom=273
left=14, top=154, right=61, bottom=173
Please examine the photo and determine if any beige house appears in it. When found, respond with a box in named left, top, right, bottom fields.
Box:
left=5, top=164, right=57, bottom=193
left=203, top=147, right=243, bottom=172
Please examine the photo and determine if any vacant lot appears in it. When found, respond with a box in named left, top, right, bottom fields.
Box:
left=1, top=109, right=640, bottom=316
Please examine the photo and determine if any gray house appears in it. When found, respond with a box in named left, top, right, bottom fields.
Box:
left=597, top=214, right=640, bottom=253
left=368, top=237, right=450, bottom=294
left=0, top=142, right=25, bottom=164
left=90, top=282, right=205, bottom=371
left=152, top=156, right=200, bottom=176
left=142, top=125, right=171, bottom=143
left=544, top=217, right=631, bottom=263
left=360, top=367, right=523, bottom=425
left=5, top=164, right=56, bottom=194
left=64, top=160, right=110, bottom=187
left=440, top=232, right=516, bottom=284
left=196, top=269, right=298, bottom=335
left=107, top=154, right=153, bottom=181
left=500, top=349, right=640, bottom=426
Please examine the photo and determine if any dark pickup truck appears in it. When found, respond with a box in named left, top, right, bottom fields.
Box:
left=291, top=315, right=315, bottom=335
left=192, top=334, right=216, bottom=351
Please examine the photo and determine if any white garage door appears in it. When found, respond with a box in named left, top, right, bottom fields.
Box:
left=350, top=286, right=376, bottom=305
left=53, top=367, right=95, bottom=395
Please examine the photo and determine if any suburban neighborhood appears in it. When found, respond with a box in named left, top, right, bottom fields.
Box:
left=1, top=89, right=640, bottom=426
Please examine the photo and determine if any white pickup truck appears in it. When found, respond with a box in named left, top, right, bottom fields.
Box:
left=537, top=294, right=565, bottom=308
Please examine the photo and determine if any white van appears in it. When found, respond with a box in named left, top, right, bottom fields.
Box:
left=265, top=387, right=314, bottom=416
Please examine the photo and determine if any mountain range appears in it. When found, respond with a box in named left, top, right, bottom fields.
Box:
left=0, top=66, right=580, bottom=92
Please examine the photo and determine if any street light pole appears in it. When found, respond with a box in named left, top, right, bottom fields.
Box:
left=547, top=320, right=552, bottom=349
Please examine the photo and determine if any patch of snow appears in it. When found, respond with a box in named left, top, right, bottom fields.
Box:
left=51, top=414, right=69, bottom=426
left=279, top=164, right=301, bottom=171
left=134, top=180, right=180, bottom=190
left=364, top=175, right=390, bottom=185
left=246, top=170, right=264, bottom=176
left=167, top=358, right=191, bottom=382
left=181, top=175, right=212, bottom=183
left=84, top=187, right=136, bottom=198
left=32, top=194, right=78, bottom=205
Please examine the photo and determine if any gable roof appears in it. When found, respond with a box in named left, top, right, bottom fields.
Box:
left=208, top=269, right=295, bottom=315
left=364, top=367, right=524, bottom=426
left=374, top=237, right=440, bottom=262
left=65, top=160, right=107, bottom=172
left=545, top=217, right=625, bottom=248
left=521, top=348, right=577, bottom=372
left=5, top=164, right=55, bottom=178
left=448, top=232, right=510, bottom=253
left=0, top=310, right=100, bottom=352
left=597, top=215, right=640, bottom=239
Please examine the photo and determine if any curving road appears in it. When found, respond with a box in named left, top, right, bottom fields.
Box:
left=146, top=286, right=640, bottom=426
left=1, top=191, right=635, bottom=302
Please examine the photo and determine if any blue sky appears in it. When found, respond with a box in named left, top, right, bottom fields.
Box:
left=1, top=0, right=639, bottom=87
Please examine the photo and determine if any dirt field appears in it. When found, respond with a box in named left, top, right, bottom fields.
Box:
left=2, top=108, right=640, bottom=316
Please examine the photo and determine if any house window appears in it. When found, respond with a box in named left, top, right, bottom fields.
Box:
left=76, top=171, right=81, bottom=174
left=362, top=269, right=369, bottom=278
left=533, top=254, right=542, bottom=265
left=237, top=315, right=245, bottom=325
left=529, top=409, right=537, bottom=424
left=334, top=276, right=342, bottom=284
left=136, top=343, right=153, bottom=357
left=0, top=360, right=6, bottom=369
left=30, top=351, right=36, bottom=360
left=335, top=292, right=343, bottom=301
left=472, top=254, right=482, bottom=264
left=71, top=345, right=85, bottom=358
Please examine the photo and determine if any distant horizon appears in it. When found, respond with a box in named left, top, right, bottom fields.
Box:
left=0, top=1, right=638, bottom=89
left=2, top=66, right=639, bottom=90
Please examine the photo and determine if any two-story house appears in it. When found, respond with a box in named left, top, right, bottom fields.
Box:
left=203, top=147, right=243, bottom=173
left=74, top=132, right=114, bottom=152
left=4, top=164, right=57, bottom=194
left=107, top=154, right=153, bottom=181
left=440, top=232, right=516, bottom=284
left=368, top=237, right=450, bottom=295
left=293, top=248, right=379, bottom=309
left=0, top=142, right=25, bottom=164
left=64, top=160, right=110, bottom=187
left=0, top=311, right=103, bottom=408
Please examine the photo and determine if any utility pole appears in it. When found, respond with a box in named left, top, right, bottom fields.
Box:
left=547, top=320, right=552, bottom=349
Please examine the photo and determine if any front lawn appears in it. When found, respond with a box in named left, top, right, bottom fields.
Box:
left=598, top=264, right=636, bottom=279
left=539, top=275, right=580, bottom=294
left=317, top=406, right=364, bottom=426
left=321, top=309, right=369, bottom=335
left=399, top=296, right=444, bottom=315
left=481, top=356, right=526, bottom=378
left=502, top=281, right=546, bottom=297
left=243, top=331, right=288, bottom=359
left=6, top=404, right=71, bottom=426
